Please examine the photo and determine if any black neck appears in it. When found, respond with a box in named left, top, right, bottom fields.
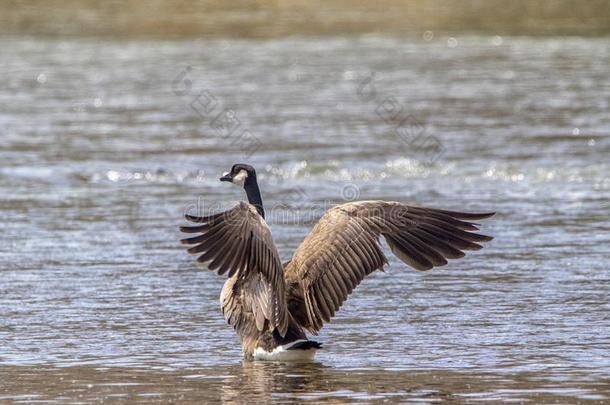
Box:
left=244, top=179, right=265, bottom=218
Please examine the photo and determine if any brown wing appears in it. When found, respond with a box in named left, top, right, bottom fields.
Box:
left=180, top=201, right=289, bottom=337
left=219, top=272, right=278, bottom=353
left=284, top=201, right=494, bottom=333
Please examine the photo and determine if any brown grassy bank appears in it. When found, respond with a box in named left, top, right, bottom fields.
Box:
left=1, top=0, right=609, bottom=38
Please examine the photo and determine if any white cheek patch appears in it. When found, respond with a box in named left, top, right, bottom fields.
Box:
left=232, top=169, right=248, bottom=187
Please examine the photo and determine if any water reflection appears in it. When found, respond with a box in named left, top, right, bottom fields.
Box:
left=2, top=362, right=608, bottom=403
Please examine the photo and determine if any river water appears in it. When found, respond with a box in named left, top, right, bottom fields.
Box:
left=1, top=36, right=609, bottom=403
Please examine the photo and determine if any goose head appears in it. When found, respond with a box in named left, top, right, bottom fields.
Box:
left=219, top=163, right=257, bottom=188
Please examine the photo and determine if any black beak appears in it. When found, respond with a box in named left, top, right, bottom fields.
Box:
left=219, top=173, right=232, bottom=182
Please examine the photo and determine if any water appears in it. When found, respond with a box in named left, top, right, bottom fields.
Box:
left=1, top=36, right=609, bottom=403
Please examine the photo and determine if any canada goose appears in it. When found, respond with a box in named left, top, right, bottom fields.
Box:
left=180, top=163, right=494, bottom=361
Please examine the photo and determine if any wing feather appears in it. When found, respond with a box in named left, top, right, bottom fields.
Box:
left=284, top=201, right=494, bottom=333
left=180, top=202, right=289, bottom=337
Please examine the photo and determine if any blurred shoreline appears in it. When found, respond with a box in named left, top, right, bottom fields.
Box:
left=1, top=0, right=609, bottom=38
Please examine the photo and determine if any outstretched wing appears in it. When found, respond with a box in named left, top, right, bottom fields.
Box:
left=180, top=201, right=288, bottom=337
left=284, top=201, right=494, bottom=333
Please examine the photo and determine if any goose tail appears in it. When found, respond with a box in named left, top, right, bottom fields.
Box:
left=286, top=340, right=322, bottom=351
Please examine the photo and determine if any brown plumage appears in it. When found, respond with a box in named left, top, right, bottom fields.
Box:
left=180, top=164, right=494, bottom=359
